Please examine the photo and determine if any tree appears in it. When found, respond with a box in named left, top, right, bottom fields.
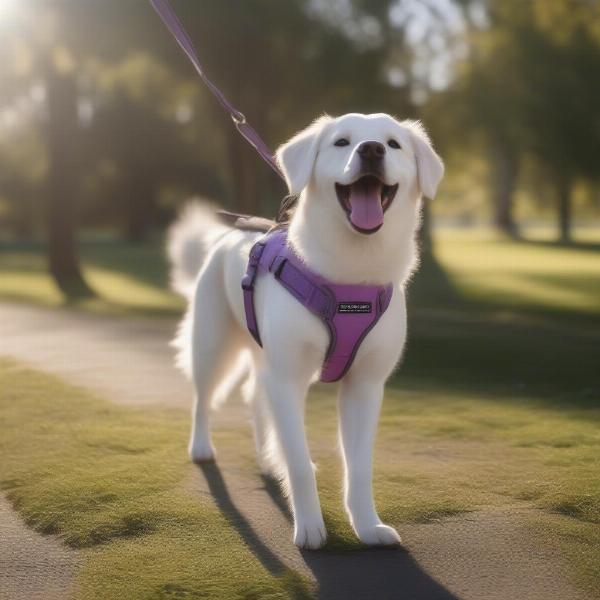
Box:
left=515, top=0, right=600, bottom=242
left=43, top=52, right=94, bottom=296
left=0, top=0, right=471, bottom=253
left=0, top=4, right=96, bottom=296
left=440, top=0, right=600, bottom=241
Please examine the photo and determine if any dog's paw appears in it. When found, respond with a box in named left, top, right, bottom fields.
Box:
left=294, top=517, right=327, bottom=550
left=189, top=441, right=216, bottom=464
left=357, top=523, right=401, bottom=546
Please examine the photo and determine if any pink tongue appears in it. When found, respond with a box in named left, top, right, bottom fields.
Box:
left=349, top=180, right=384, bottom=230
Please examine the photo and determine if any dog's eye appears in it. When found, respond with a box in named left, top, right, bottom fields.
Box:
left=334, top=138, right=350, bottom=147
left=387, top=139, right=401, bottom=149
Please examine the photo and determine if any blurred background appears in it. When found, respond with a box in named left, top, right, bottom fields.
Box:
left=2, top=4, right=599, bottom=594
left=0, top=0, right=599, bottom=323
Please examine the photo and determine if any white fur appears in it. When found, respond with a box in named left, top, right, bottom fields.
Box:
left=167, top=199, right=231, bottom=297
left=169, top=113, right=443, bottom=549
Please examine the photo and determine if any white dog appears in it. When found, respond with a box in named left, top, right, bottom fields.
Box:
left=168, top=113, right=443, bottom=549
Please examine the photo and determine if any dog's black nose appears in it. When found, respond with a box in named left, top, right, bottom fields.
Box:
left=357, top=141, right=385, bottom=162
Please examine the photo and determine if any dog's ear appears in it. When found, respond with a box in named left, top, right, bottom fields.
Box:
left=403, top=120, right=444, bottom=199
left=276, top=115, right=332, bottom=195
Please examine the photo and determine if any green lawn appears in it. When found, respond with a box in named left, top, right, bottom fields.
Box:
left=0, top=238, right=182, bottom=315
left=1, top=230, right=600, bottom=597
left=0, top=360, right=311, bottom=600
left=421, top=229, right=600, bottom=320
left=1, top=229, right=600, bottom=321
left=1, top=358, right=599, bottom=598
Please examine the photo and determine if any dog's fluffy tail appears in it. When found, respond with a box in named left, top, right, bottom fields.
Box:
left=167, top=199, right=232, bottom=299
left=168, top=199, right=250, bottom=394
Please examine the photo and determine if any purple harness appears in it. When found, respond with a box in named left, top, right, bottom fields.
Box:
left=242, top=229, right=393, bottom=383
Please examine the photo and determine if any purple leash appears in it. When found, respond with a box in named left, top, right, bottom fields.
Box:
left=149, top=0, right=285, bottom=181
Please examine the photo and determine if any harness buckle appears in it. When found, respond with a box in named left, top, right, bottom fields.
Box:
left=241, top=241, right=266, bottom=291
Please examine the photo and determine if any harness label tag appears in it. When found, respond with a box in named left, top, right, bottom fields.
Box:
left=338, top=302, right=372, bottom=314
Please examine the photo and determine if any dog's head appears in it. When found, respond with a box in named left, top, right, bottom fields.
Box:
left=276, top=113, right=443, bottom=235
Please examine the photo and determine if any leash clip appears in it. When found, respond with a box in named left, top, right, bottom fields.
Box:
left=231, top=110, right=247, bottom=125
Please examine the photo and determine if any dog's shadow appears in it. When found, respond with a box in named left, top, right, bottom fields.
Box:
left=197, top=462, right=287, bottom=577
left=198, top=462, right=458, bottom=600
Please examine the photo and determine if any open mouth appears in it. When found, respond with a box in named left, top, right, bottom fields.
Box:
left=335, top=175, right=399, bottom=234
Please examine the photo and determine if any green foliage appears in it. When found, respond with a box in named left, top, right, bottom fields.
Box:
left=0, top=0, right=420, bottom=239
left=432, top=0, right=600, bottom=236
left=1, top=0, right=599, bottom=242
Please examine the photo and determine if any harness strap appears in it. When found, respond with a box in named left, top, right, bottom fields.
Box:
left=271, top=258, right=334, bottom=321
left=241, top=240, right=267, bottom=346
left=241, top=236, right=332, bottom=347
left=242, top=230, right=394, bottom=382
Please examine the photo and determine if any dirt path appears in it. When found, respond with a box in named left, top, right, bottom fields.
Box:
left=0, top=301, right=588, bottom=600
left=0, top=495, right=80, bottom=600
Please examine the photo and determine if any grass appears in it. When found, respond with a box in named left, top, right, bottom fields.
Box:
left=0, top=359, right=312, bottom=600
left=2, top=360, right=599, bottom=597
left=1, top=229, right=600, bottom=595
left=1, top=228, right=600, bottom=321
left=428, top=229, right=600, bottom=319
left=305, top=384, right=600, bottom=593
left=0, top=238, right=182, bottom=315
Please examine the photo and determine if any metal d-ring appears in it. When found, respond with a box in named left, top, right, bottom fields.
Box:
left=231, top=110, right=247, bottom=125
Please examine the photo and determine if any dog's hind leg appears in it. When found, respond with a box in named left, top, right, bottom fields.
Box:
left=253, top=391, right=280, bottom=478
left=189, top=257, right=244, bottom=463
left=241, top=353, right=276, bottom=476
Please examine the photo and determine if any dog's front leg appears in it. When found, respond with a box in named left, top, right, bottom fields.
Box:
left=339, top=377, right=401, bottom=546
left=264, top=371, right=326, bottom=550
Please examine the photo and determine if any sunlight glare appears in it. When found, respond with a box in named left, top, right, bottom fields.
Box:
left=0, top=0, right=16, bottom=22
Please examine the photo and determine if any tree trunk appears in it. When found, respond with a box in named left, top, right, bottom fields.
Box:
left=491, top=145, right=519, bottom=238
left=557, top=174, right=572, bottom=244
left=44, top=64, right=93, bottom=298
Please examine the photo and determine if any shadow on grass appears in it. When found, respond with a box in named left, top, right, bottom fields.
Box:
left=397, top=240, right=600, bottom=409
left=0, top=239, right=182, bottom=317
left=408, top=244, right=461, bottom=311
left=521, top=238, right=600, bottom=254
left=0, top=238, right=170, bottom=289
left=261, top=473, right=293, bottom=522
left=81, top=238, right=172, bottom=291
left=198, top=462, right=290, bottom=578
left=299, top=548, right=459, bottom=600
left=398, top=307, right=600, bottom=409
left=201, top=463, right=459, bottom=600
left=262, top=470, right=459, bottom=600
